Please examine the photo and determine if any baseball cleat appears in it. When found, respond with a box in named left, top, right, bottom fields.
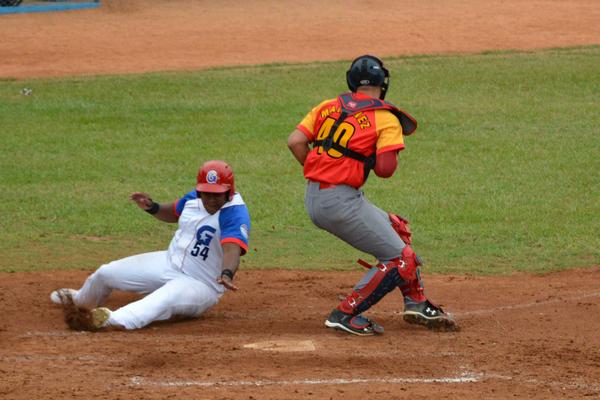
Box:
left=402, top=299, right=459, bottom=331
left=325, top=309, right=384, bottom=336
left=50, top=288, right=78, bottom=305
left=90, top=307, right=112, bottom=330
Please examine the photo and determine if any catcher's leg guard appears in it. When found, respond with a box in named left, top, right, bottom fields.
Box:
left=337, top=262, right=404, bottom=316
left=398, top=271, right=426, bottom=303
left=396, top=245, right=427, bottom=303
left=397, top=247, right=458, bottom=331
left=389, top=213, right=412, bottom=244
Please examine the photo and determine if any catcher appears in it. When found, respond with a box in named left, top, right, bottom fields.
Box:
left=50, top=160, right=250, bottom=331
left=287, top=55, right=458, bottom=335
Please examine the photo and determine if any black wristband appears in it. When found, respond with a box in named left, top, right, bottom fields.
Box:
left=221, top=269, right=235, bottom=280
left=145, top=201, right=160, bottom=215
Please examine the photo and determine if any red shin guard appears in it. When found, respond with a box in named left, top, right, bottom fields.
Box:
left=398, top=245, right=426, bottom=302
left=342, top=245, right=426, bottom=314
left=399, top=275, right=426, bottom=303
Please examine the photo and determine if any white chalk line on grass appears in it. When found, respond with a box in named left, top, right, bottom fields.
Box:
left=129, top=371, right=483, bottom=388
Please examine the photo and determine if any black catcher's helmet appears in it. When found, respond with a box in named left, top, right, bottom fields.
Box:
left=346, top=55, right=390, bottom=100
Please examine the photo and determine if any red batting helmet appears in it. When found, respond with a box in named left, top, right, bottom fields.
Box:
left=196, top=160, right=235, bottom=200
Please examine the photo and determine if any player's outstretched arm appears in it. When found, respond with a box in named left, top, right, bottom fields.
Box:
left=217, top=242, right=242, bottom=291
left=130, top=192, right=178, bottom=223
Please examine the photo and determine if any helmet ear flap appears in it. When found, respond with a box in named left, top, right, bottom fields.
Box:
left=346, top=69, right=357, bottom=92
left=380, top=67, right=390, bottom=100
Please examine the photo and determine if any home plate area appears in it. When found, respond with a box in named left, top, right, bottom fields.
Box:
left=243, top=339, right=317, bottom=352
left=1, top=269, right=600, bottom=399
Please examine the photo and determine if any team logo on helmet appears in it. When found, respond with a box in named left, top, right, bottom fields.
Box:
left=206, top=170, right=218, bottom=184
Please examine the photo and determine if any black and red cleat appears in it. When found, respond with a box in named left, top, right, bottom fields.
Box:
left=402, top=299, right=459, bottom=332
left=325, top=309, right=384, bottom=336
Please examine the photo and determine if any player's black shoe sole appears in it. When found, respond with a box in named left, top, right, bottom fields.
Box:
left=402, top=300, right=459, bottom=331
left=325, top=309, right=384, bottom=336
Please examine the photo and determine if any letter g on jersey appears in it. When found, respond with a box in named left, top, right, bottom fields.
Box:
left=196, top=226, right=216, bottom=246
left=191, top=225, right=216, bottom=260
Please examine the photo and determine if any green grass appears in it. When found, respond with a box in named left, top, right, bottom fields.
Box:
left=1, top=46, right=599, bottom=274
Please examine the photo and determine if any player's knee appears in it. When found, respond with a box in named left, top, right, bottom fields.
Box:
left=393, top=245, right=423, bottom=281
left=91, top=263, right=117, bottom=286
left=167, top=291, right=216, bottom=319
left=164, top=285, right=210, bottom=309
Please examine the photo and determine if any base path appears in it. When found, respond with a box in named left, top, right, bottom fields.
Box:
left=1, top=268, right=600, bottom=399
left=2, top=2, right=600, bottom=398
left=1, top=0, right=600, bottom=79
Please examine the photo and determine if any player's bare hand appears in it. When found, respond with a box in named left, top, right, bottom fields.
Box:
left=217, top=276, right=239, bottom=291
left=130, top=192, right=153, bottom=210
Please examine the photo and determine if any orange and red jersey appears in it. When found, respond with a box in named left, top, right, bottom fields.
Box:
left=296, top=92, right=405, bottom=188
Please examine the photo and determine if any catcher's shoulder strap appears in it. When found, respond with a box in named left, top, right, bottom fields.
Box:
left=337, top=93, right=418, bottom=136
left=312, top=94, right=368, bottom=162
left=313, top=93, right=418, bottom=152
left=312, top=93, right=417, bottom=180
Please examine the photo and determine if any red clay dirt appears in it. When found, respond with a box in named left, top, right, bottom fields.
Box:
left=1, top=268, right=600, bottom=399
left=2, top=0, right=600, bottom=79
left=1, top=1, right=600, bottom=399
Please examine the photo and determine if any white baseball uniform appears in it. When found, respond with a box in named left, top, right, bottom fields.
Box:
left=72, top=190, right=250, bottom=330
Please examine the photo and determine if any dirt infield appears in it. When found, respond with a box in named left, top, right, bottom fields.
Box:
left=1, top=1, right=600, bottom=399
left=2, top=0, right=600, bottom=79
left=2, top=268, right=600, bottom=399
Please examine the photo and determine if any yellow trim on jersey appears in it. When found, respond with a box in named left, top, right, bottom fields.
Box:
left=298, top=99, right=335, bottom=140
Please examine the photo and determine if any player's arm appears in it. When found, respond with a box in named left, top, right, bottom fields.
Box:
left=374, top=150, right=398, bottom=178
left=217, top=242, right=242, bottom=291
left=287, top=128, right=311, bottom=165
left=374, top=110, right=404, bottom=178
left=216, top=204, right=250, bottom=291
left=130, top=192, right=178, bottom=223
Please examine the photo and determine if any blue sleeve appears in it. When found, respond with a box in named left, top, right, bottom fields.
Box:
left=219, top=204, right=251, bottom=254
left=175, top=190, right=197, bottom=216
